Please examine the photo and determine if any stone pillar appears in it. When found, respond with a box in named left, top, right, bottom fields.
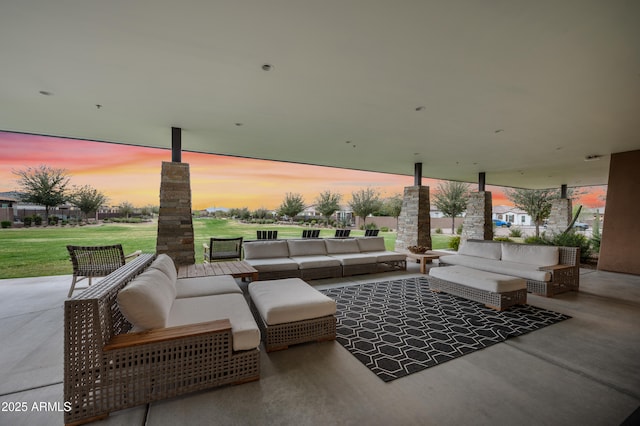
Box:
left=395, top=186, right=431, bottom=251
left=546, top=198, right=572, bottom=235
left=156, top=161, right=195, bottom=266
left=461, top=192, right=493, bottom=243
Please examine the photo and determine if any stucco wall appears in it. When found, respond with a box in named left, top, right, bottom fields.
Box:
left=598, top=150, right=640, bottom=275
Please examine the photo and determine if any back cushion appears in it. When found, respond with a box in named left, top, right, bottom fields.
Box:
left=357, top=237, right=386, bottom=252
left=148, top=254, right=177, bottom=295
left=325, top=238, right=360, bottom=254
left=501, top=243, right=559, bottom=266
left=243, top=240, right=289, bottom=259
left=117, top=268, right=175, bottom=330
left=458, top=240, right=502, bottom=260
left=287, top=239, right=327, bottom=256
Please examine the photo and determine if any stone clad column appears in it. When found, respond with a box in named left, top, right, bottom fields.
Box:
left=461, top=192, right=493, bottom=243
left=395, top=186, right=431, bottom=251
left=546, top=198, right=572, bottom=235
left=156, top=161, right=195, bottom=266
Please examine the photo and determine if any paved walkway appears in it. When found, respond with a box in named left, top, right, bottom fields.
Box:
left=1, top=265, right=639, bottom=425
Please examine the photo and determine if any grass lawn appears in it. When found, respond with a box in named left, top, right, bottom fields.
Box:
left=0, top=219, right=454, bottom=279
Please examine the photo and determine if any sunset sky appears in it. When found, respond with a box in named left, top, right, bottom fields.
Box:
left=0, top=131, right=606, bottom=211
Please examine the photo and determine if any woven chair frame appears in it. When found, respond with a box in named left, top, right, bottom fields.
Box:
left=429, top=275, right=527, bottom=311
left=250, top=300, right=336, bottom=352
left=203, top=237, right=243, bottom=262
left=301, top=229, right=321, bottom=238
left=64, top=254, right=260, bottom=425
left=256, top=230, right=278, bottom=240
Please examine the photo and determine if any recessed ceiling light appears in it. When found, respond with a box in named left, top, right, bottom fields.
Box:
left=494, top=129, right=504, bottom=133
left=261, top=64, right=273, bottom=71
left=235, top=123, right=243, bottom=126
left=39, top=91, right=52, bottom=96
left=584, top=154, right=602, bottom=161
left=415, top=106, right=425, bottom=111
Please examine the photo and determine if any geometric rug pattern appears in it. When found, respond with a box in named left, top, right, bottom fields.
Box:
left=321, top=277, right=570, bottom=382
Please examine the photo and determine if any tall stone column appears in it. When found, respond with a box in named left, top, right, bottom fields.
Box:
left=156, top=161, right=195, bottom=266
left=461, top=192, right=493, bottom=243
left=395, top=186, right=431, bottom=251
left=546, top=198, right=572, bottom=235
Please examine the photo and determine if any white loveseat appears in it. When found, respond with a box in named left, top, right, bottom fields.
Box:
left=439, top=239, right=580, bottom=297
left=243, top=237, right=407, bottom=280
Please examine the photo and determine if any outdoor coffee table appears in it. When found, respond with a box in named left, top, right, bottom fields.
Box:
left=404, top=251, right=443, bottom=274
left=178, top=260, right=259, bottom=281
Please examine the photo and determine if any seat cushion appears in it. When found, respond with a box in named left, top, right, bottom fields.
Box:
left=168, top=293, right=261, bottom=351
left=289, top=255, right=342, bottom=269
left=244, top=258, right=300, bottom=272
left=368, top=251, right=407, bottom=262
left=328, top=253, right=378, bottom=265
left=117, top=268, right=175, bottom=330
left=430, top=265, right=526, bottom=293
left=176, top=275, right=242, bottom=298
left=248, top=278, right=336, bottom=325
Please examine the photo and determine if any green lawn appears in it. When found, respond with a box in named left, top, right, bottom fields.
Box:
left=0, top=219, right=454, bottom=279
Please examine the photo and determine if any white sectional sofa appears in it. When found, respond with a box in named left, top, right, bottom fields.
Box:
left=243, top=237, right=407, bottom=280
left=439, top=239, right=580, bottom=297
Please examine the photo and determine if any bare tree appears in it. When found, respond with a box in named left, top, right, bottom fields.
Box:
left=13, top=165, right=70, bottom=223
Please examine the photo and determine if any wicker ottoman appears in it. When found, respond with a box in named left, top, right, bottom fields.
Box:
left=429, top=265, right=527, bottom=311
left=248, top=278, right=337, bottom=352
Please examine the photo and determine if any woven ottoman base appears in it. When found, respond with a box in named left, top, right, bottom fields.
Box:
left=429, top=265, right=527, bottom=311
left=248, top=278, right=337, bottom=352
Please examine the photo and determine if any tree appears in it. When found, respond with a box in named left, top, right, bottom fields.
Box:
left=119, top=201, right=135, bottom=219
left=13, top=165, right=70, bottom=223
left=432, top=181, right=471, bottom=234
left=349, top=187, right=382, bottom=227
left=381, top=194, right=403, bottom=226
left=278, top=193, right=305, bottom=220
left=70, top=185, right=108, bottom=221
left=505, top=188, right=559, bottom=237
left=315, top=190, right=342, bottom=225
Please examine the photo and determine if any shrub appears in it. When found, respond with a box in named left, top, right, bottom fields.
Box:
left=449, top=236, right=461, bottom=251
left=524, top=236, right=548, bottom=245
left=380, top=227, right=389, bottom=232
left=494, top=237, right=513, bottom=243
left=48, top=216, right=59, bottom=226
left=456, top=224, right=463, bottom=235
left=551, top=232, right=592, bottom=262
left=364, top=223, right=378, bottom=230
left=435, top=228, right=442, bottom=234
left=33, top=215, right=43, bottom=226
left=23, top=217, right=32, bottom=227
left=509, top=227, right=522, bottom=238
left=1, top=221, right=11, bottom=229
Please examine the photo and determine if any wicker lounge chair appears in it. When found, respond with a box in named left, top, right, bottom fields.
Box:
left=66, top=244, right=141, bottom=298
left=334, top=229, right=351, bottom=238
left=203, top=237, right=243, bottom=262
left=364, top=229, right=379, bottom=236
left=302, top=229, right=320, bottom=238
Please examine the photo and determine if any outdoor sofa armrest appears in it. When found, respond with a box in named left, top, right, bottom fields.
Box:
left=538, top=264, right=574, bottom=272
left=104, top=319, right=231, bottom=351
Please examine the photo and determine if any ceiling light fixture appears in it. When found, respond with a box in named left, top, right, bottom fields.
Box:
left=235, top=123, right=243, bottom=126
left=261, top=64, right=273, bottom=71
left=584, top=155, right=602, bottom=162
left=39, top=91, right=52, bottom=96
left=415, top=106, right=425, bottom=111
left=494, top=129, right=504, bottom=133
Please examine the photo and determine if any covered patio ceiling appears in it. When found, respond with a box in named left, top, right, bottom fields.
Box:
left=1, top=1, right=639, bottom=189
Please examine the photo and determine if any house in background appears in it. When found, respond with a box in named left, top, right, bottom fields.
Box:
left=493, top=205, right=532, bottom=226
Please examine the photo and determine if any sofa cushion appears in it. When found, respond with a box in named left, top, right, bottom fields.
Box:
left=289, top=255, right=342, bottom=269
left=458, top=240, right=502, bottom=260
left=168, top=293, right=261, bottom=351
left=430, top=265, right=526, bottom=293
left=176, top=275, right=242, bottom=298
left=243, top=240, right=289, bottom=259
left=440, top=255, right=551, bottom=282
left=356, top=237, right=386, bottom=252
left=287, top=239, right=327, bottom=256
left=117, top=268, right=175, bottom=330
left=248, top=278, right=336, bottom=325
left=329, top=253, right=378, bottom=265
left=501, top=243, right=559, bottom=266
left=325, top=238, right=360, bottom=254
left=244, top=257, right=299, bottom=272
left=148, top=254, right=178, bottom=291
left=369, top=251, right=407, bottom=262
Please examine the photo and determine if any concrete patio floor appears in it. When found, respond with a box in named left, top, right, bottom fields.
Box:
left=1, top=262, right=639, bottom=426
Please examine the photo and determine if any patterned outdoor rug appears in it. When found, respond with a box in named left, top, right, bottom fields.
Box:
left=321, top=277, right=570, bottom=382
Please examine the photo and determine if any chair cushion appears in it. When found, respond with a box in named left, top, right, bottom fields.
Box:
left=501, top=243, right=559, bottom=266
left=289, top=255, right=342, bottom=269
left=287, top=239, right=327, bottom=256
left=148, top=254, right=178, bottom=291
left=176, top=275, right=242, bottom=298
left=325, top=238, right=361, bottom=254
left=356, top=237, right=386, bottom=252
left=168, top=293, right=261, bottom=351
left=430, top=265, right=526, bottom=293
left=117, top=268, right=175, bottom=330
left=243, top=240, right=289, bottom=259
